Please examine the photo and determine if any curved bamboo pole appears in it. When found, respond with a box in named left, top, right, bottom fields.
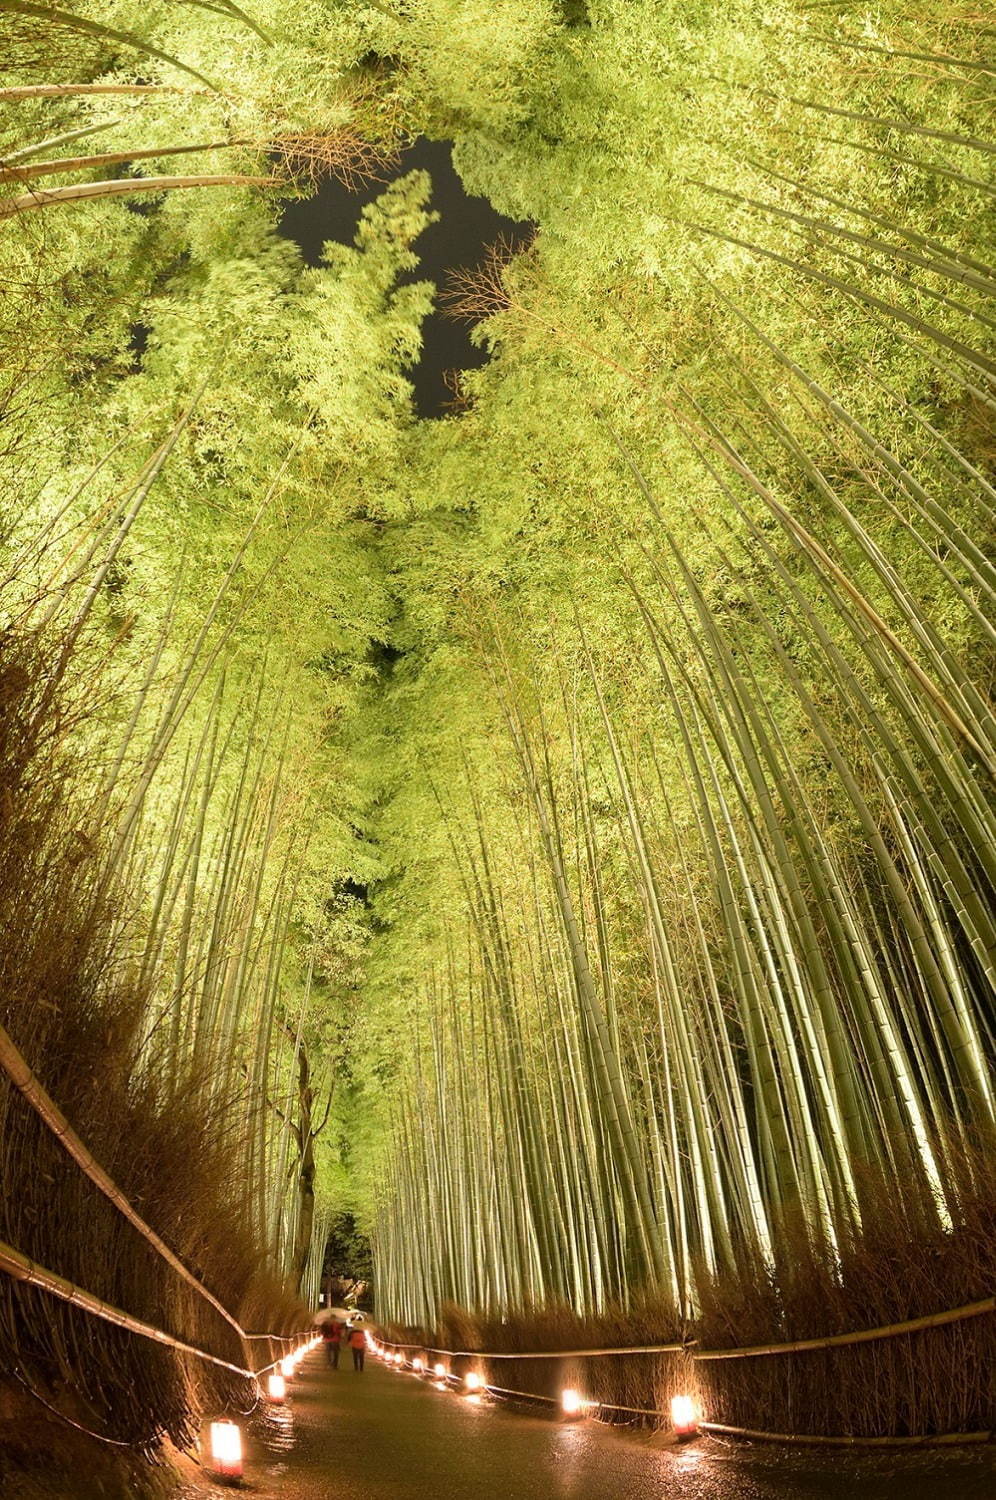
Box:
left=0, top=174, right=277, bottom=217
left=0, top=140, right=240, bottom=184
left=0, top=1237, right=254, bottom=1377
left=0, top=1, right=219, bottom=90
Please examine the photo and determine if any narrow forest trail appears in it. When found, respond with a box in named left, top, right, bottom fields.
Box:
left=182, top=1353, right=996, bottom=1500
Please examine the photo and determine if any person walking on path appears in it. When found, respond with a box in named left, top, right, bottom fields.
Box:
left=323, top=1320, right=342, bottom=1369
left=350, top=1324, right=367, bottom=1372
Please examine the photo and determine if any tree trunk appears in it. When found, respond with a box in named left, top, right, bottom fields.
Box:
left=290, top=1043, right=316, bottom=1296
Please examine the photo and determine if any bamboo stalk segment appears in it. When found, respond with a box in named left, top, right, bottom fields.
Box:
left=0, top=174, right=278, bottom=217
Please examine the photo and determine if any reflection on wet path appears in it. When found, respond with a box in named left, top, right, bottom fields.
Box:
left=179, top=1352, right=996, bottom=1499
left=256, top=1398, right=296, bottom=1487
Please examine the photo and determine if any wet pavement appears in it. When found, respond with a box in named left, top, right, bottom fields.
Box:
left=186, top=1352, right=996, bottom=1500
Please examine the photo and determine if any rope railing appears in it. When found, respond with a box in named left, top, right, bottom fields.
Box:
left=377, top=1339, right=687, bottom=1359
left=0, top=1020, right=304, bottom=1365
left=693, top=1295, right=996, bottom=1359
left=375, top=1289, right=996, bottom=1365
left=698, top=1421, right=992, bottom=1447
left=0, top=1235, right=305, bottom=1383
left=0, top=1023, right=246, bottom=1335
left=0, top=1236, right=259, bottom=1379
left=373, top=1319, right=995, bottom=1446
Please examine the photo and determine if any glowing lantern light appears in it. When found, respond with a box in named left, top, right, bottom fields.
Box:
left=281, top=1356, right=294, bottom=1378
left=464, top=1371, right=482, bottom=1393
left=671, top=1394, right=697, bottom=1437
left=433, top=1361, right=446, bottom=1379
left=561, top=1388, right=584, bottom=1418
left=395, top=1353, right=403, bottom=1366
left=209, top=1420, right=243, bottom=1481
left=413, top=1356, right=425, bottom=1372
left=267, top=1372, right=286, bottom=1404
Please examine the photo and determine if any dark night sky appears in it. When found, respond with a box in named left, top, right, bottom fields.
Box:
left=278, top=138, right=531, bottom=418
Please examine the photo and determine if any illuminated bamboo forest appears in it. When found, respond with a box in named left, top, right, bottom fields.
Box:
left=0, top=0, right=994, bottom=1475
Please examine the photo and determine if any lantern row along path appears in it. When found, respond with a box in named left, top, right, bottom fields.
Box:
left=181, top=1349, right=996, bottom=1500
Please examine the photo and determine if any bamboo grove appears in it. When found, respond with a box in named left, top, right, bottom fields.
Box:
left=1, top=0, right=995, bottom=1457
left=0, top=362, right=346, bottom=1450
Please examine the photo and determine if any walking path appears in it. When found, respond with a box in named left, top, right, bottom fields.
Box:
left=183, top=1352, right=996, bottom=1500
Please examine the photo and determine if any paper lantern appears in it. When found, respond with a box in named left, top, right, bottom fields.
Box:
left=209, top=1420, right=243, bottom=1481
left=561, top=1388, right=584, bottom=1418
left=671, top=1394, right=697, bottom=1437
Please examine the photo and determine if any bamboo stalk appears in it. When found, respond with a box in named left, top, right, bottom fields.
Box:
left=0, top=173, right=278, bottom=216
left=0, top=1, right=220, bottom=89
left=0, top=140, right=242, bottom=183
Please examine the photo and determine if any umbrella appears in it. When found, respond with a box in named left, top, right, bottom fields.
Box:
left=313, top=1305, right=353, bottom=1325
